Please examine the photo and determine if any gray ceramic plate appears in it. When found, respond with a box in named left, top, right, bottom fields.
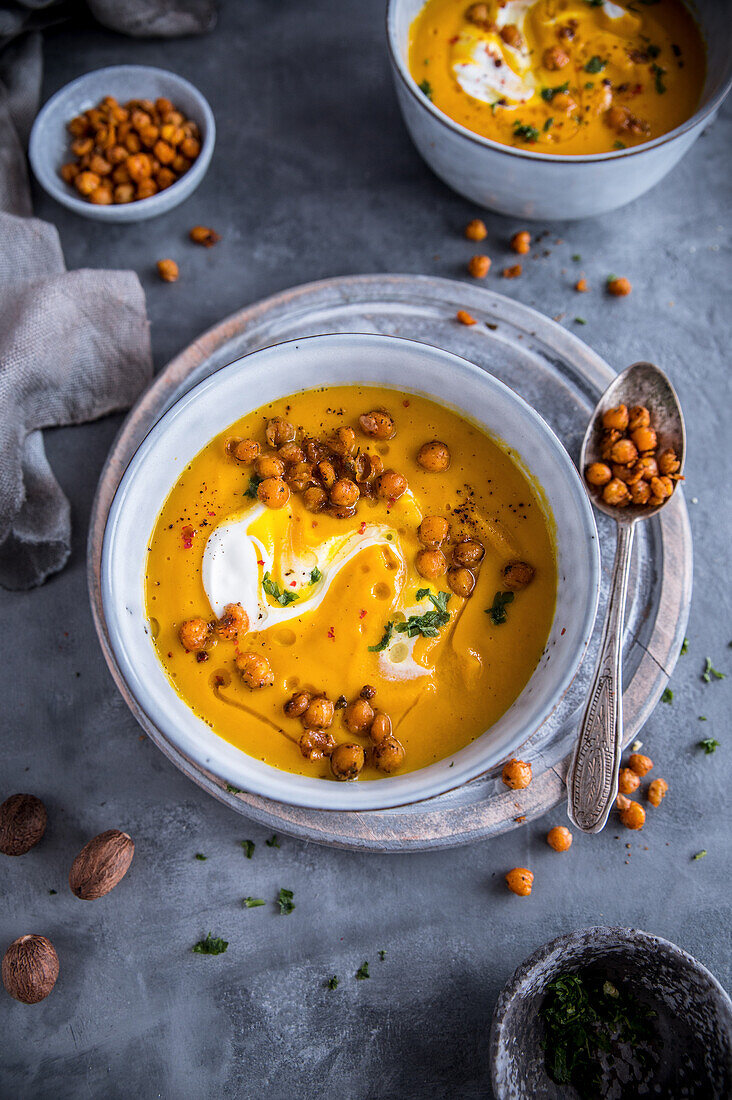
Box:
left=87, top=274, right=692, bottom=850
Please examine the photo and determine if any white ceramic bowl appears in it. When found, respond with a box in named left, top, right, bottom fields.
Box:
left=29, top=65, right=215, bottom=223
left=387, top=0, right=732, bottom=220
left=101, top=333, right=600, bottom=811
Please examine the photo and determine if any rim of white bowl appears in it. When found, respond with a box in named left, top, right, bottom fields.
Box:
left=101, top=332, right=600, bottom=811
left=385, top=0, right=732, bottom=165
left=28, top=64, right=215, bottom=219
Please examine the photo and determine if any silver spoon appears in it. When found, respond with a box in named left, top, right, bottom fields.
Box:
left=567, top=361, right=686, bottom=833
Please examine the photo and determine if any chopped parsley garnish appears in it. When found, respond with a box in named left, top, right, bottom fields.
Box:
left=613, top=140, right=627, bottom=150
left=277, top=887, right=295, bottom=915
left=192, top=932, right=228, bottom=955
left=245, top=475, right=261, bottom=498
left=194, top=853, right=207, bottom=861
left=243, top=896, right=266, bottom=908
left=486, top=590, right=515, bottom=626
left=378, top=949, right=387, bottom=961
left=584, top=56, right=607, bottom=74
left=266, top=834, right=280, bottom=848
left=226, top=783, right=242, bottom=794
left=584, top=81, right=594, bottom=90
left=355, top=961, right=370, bottom=980
left=262, top=572, right=299, bottom=606
left=574, top=317, right=587, bottom=325
left=702, top=657, right=725, bottom=683
left=661, top=688, right=673, bottom=704
left=693, top=850, right=707, bottom=860
left=541, top=971, right=657, bottom=1095
left=651, top=63, right=666, bottom=94
left=395, top=591, right=451, bottom=639
left=699, top=738, right=720, bottom=754
left=241, top=839, right=255, bottom=859
left=543, top=117, right=554, bottom=132
left=513, top=121, right=540, bottom=143
left=326, top=976, right=339, bottom=990
left=541, top=82, right=568, bottom=102
left=680, top=636, right=689, bottom=656
left=415, top=588, right=431, bottom=601
left=368, top=621, right=394, bottom=652
left=418, top=79, right=433, bottom=100
left=309, top=566, right=322, bottom=585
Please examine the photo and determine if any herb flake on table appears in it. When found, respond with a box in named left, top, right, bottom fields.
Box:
left=192, top=933, right=228, bottom=955
left=241, top=839, right=255, bottom=859
left=355, top=961, right=370, bottom=980
left=326, top=976, right=339, bottom=990
left=277, top=887, right=295, bottom=915
left=243, top=897, right=266, bottom=908
left=378, top=949, right=387, bottom=961
left=368, top=621, right=394, bottom=652
left=693, top=849, right=707, bottom=860
left=226, top=784, right=242, bottom=794
left=698, top=738, right=720, bottom=754
left=262, top=572, right=299, bottom=607
left=486, top=590, right=514, bottom=625
left=194, top=853, right=207, bottom=861
left=702, top=657, right=725, bottom=683
left=661, top=688, right=673, bottom=704
left=574, top=317, right=587, bottom=325
left=266, top=834, right=280, bottom=848
left=680, top=636, right=689, bottom=656
left=572, top=254, right=582, bottom=262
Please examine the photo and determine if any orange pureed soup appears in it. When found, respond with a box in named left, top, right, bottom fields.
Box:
left=145, top=387, right=556, bottom=781
left=409, top=0, right=705, bottom=155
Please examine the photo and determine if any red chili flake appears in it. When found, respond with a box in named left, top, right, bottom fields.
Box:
left=290, top=581, right=297, bottom=588
left=449, top=35, right=458, bottom=44
left=327, top=627, right=335, bottom=640
left=257, top=560, right=265, bottom=566
left=207, top=510, right=215, bottom=517
left=181, top=524, right=195, bottom=550
left=560, top=627, right=566, bottom=636
left=402, top=399, right=410, bottom=407
left=359, top=609, right=367, bottom=620
left=358, top=521, right=367, bottom=534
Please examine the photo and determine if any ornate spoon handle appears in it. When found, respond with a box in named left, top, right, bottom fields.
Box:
left=567, top=522, right=635, bottom=833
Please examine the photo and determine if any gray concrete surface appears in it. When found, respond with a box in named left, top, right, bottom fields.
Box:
left=2, top=3, right=731, bottom=1097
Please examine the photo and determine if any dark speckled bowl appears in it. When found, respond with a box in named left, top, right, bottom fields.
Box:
left=490, top=927, right=732, bottom=1100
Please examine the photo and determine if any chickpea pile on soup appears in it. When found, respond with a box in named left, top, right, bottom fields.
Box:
left=145, top=386, right=556, bottom=781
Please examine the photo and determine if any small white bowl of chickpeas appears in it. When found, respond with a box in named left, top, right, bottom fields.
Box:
left=29, top=65, right=215, bottom=222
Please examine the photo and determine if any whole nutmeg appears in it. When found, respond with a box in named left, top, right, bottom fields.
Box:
left=2, top=935, right=59, bottom=1003
left=69, top=829, right=134, bottom=900
left=0, top=794, right=47, bottom=856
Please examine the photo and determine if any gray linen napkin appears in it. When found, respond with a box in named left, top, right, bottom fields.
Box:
left=0, top=0, right=215, bottom=589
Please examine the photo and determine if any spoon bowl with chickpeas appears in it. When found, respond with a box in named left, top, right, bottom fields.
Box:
left=568, top=362, right=685, bottom=834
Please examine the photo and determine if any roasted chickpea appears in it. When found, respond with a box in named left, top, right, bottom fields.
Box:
left=600, top=429, right=622, bottom=462
left=330, top=479, right=360, bottom=508
left=344, top=698, right=374, bottom=734
left=502, top=264, right=522, bottom=279
left=602, top=478, right=630, bottom=507
left=371, top=735, right=406, bottom=774
left=75, top=170, right=101, bottom=196
left=610, top=438, right=638, bottom=466
left=500, top=22, right=523, bottom=48
left=278, top=441, right=305, bottom=465
left=180, top=136, right=201, bottom=159
left=629, top=480, right=651, bottom=505
left=465, top=218, right=487, bottom=241
left=658, top=449, right=680, bottom=476
left=619, top=801, right=645, bottom=830
left=330, top=426, right=357, bottom=456
left=376, top=470, right=408, bottom=502
left=510, top=230, right=531, bottom=254
left=330, top=742, right=365, bottom=781
left=468, top=254, right=491, bottom=278
left=418, top=515, right=450, bottom=546
left=505, top=868, right=533, bottom=896
left=156, top=258, right=179, bottom=283
left=257, top=477, right=290, bottom=509
left=452, top=538, right=485, bottom=567
left=255, top=453, right=285, bottom=479
left=178, top=617, right=211, bottom=652
left=189, top=225, right=221, bottom=247
left=88, top=154, right=112, bottom=176
left=303, top=696, right=335, bottom=730
left=126, top=152, right=153, bottom=182
left=602, top=405, right=629, bottom=432
left=156, top=167, right=176, bottom=191
left=236, top=651, right=274, bottom=689
left=456, top=310, right=477, bottom=326
left=628, top=405, right=650, bottom=431
left=608, top=276, right=632, bottom=297
left=361, top=454, right=384, bottom=483
left=634, top=455, right=658, bottom=481
left=137, top=178, right=158, bottom=200
left=649, top=476, right=673, bottom=501
left=416, top=548, right=447, bottom=580
left=502, top=560, right=535, bottom=591
left=647, top=778, right=668, bottom=807
left=358, top=409, right=396, bottom=440
left=546, top=826, right=572, bottom=852
left=71, top=137, right=93, bottom=157
left=215, top=603, right=248, bottom=641
left=631, top=427, right=657, bottom=454
left=417, top=441, right=451, bottom=473
left=113, top=182, right=135, bottom=204
left=543, top=45, right=569, bottom=69
left=302, top=486, right=328, bottom=512
left=369, top=712, right=392, bottom=744
left=233, top=439, right=260, bottom=463
left=502, top=758, right=532, bottom=790
left=586, top=462, right=612, bottom=487
left=316, top=459, right=337, bottom=489
left=618, top=767, right=641, bottom=795
left=448, top=566, right=475, bottom=598
left=160, top=123, right=185, bottom=147
left=629, top=753, right=653, bottom=777
left=299, top=729, right=336, bottom=761
left=265, top=417, right=296, bottom=447
left=89, top=185, right=113, bottom=205
left=612, top=463, right=641, bottom=485
left=284, top=690, right=311, bottom=718
left=287, top=461, right=314, bottom=493
left=60, top=161, right=79, bottom=184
